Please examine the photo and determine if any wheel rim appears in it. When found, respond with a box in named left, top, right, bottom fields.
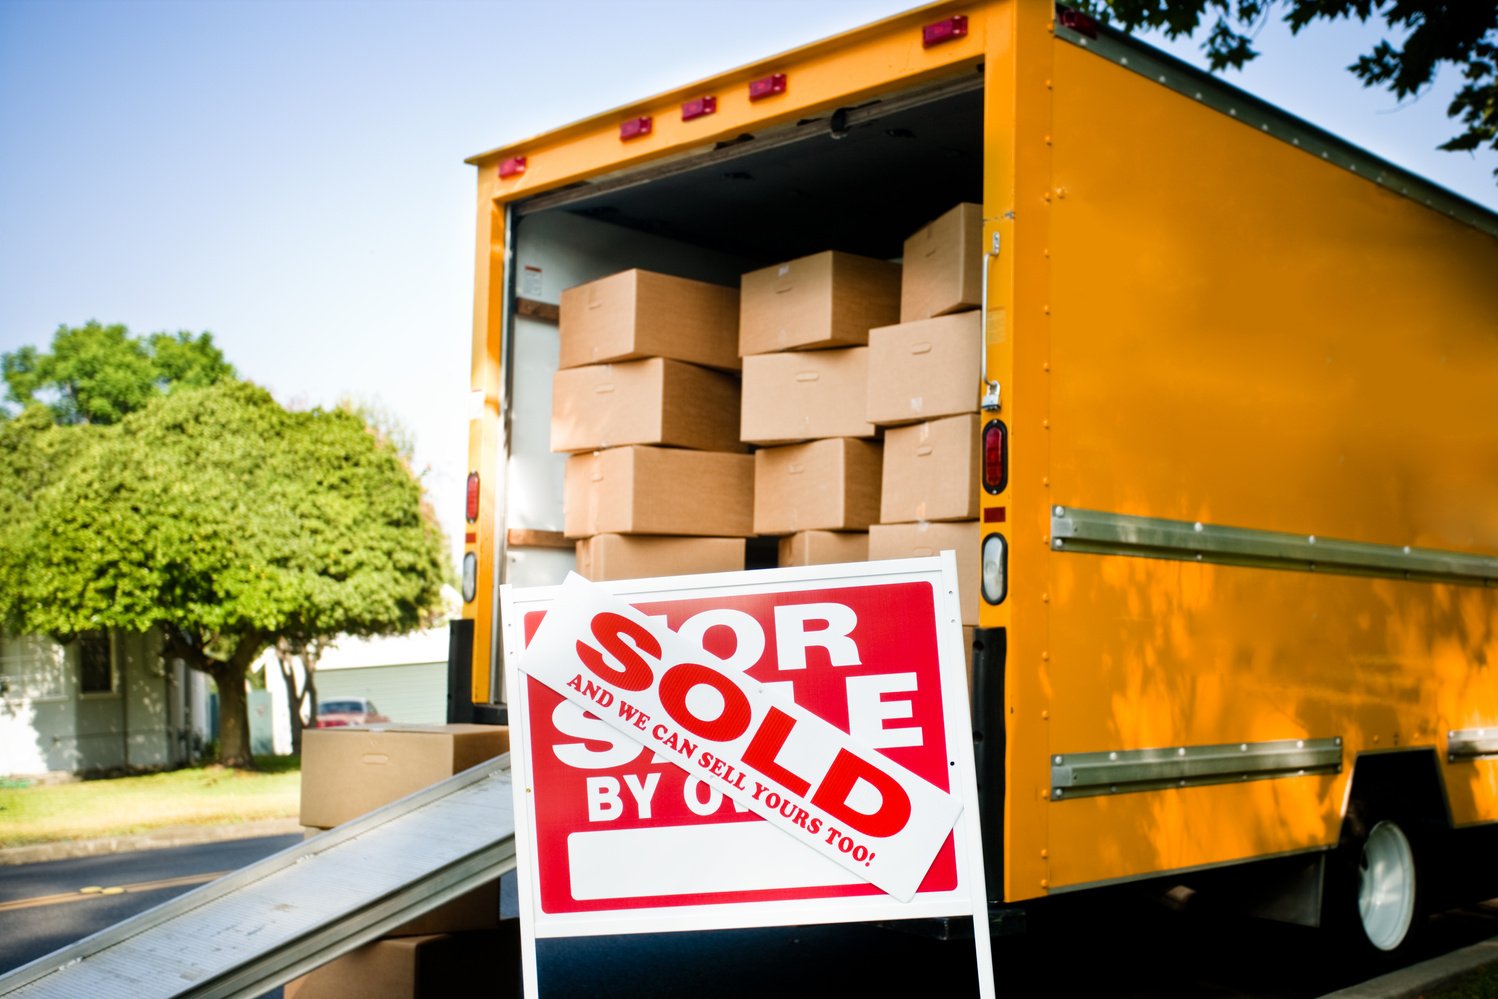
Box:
left=1358, top=820, right=1417, bottom=951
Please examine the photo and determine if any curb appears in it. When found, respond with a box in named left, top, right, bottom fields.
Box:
left=0, top=818, right=303, bottom=866
left=1318, top=938, right=1498, bottom=999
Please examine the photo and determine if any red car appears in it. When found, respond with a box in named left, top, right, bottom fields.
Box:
left=314, top=697, right=391, bottom=728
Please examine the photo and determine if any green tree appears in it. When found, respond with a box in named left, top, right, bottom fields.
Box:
left=0, top=406, right=100, bottom=630
left=1, top=321, right=235, bottom=425
left=1, top=381, right=449, bottom=767
left=1074, top=1, right=1498, bottom=178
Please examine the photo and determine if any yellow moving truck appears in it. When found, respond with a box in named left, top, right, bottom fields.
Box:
left=450, top=0, right=1498, bottom=955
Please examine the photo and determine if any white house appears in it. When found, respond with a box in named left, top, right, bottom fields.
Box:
left=258, top=627, right=452, bottom=755
left=0, top=629, right=213, bottom=776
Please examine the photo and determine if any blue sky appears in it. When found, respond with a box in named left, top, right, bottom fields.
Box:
left=2, top=0, right=1493, bottom=570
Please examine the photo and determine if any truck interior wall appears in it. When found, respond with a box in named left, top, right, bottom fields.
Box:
left=1028, top=41, right=1498, bottom=893
left=503, top=211, right=754, bottom=591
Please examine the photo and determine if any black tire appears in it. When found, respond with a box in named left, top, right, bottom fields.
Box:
left=1324, top=804, right=1427, bottom=961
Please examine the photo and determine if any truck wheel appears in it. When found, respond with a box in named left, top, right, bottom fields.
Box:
left=1355, top=820, right=1420, bottom=952
left=1329, top=811, right=1425, bottom=958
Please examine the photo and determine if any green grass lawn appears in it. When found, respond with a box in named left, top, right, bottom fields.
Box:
left=0, top=756, right=300, bottom=848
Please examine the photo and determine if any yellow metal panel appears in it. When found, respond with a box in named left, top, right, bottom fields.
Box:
left=1045, top=43, right=1498, bottom=553
left=982, top=0, right=1056, bottom=902
left=470, top=2, right=986, bottom=203
left=1045, top=554, right=1498, bottom=889
left=1034, top=41, right=1498, bottom=891
left=465, top=193, right=505, bottom=705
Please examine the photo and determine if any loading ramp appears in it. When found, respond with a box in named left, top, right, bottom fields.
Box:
left=0, top=755, right=516, bottom=999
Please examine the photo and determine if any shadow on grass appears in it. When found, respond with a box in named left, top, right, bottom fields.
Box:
left=74, top=754, right=301, bottom=781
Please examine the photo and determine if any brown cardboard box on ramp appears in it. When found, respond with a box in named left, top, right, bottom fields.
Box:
left=283, top=927, right=519, bottom=999
left=299, top=724, right=510, bottom=830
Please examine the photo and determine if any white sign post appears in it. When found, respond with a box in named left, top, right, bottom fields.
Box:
left=503, top=556, right=994, bottom=997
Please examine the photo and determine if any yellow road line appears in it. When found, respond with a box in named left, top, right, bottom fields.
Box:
left=0, top=871, right=227, bottom=913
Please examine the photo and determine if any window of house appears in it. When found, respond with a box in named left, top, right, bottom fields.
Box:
left=79, top=634, right=114, bottom=695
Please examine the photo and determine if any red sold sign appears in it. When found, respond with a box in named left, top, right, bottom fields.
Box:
left=503, top=558, right=995, bottom=999
left=517, top=573, right=963, bottom=902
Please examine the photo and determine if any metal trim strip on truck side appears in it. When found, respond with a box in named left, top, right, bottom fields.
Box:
left=1051, top=737, right=1343, bottom=800
left=1050, top=506, right=1498, bottom=588
left=1448, top=728, right=1498, bottom=762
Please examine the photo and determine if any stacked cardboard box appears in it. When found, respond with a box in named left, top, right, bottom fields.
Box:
left=290, top=725, right=513, bottom=996
left=867, top=204, right=984, bottom=623
left=740, top=251, right=899, bottom=561
left=554, top=269, right=752, bottom=580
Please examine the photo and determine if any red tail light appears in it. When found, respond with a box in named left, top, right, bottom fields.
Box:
left=466, top=471, right=480, bottom=522
left=983, top=420, right=1008, bottom=494
left=1056, top=6, right=1099, bottom=38
left=498, top=156, right=527, bottom=179
left=749, top=73, right=787, bottom=101
left=682, top=96, right=717, bottom=121
left=922, top=15, right=968, bottom=47
left=619, top=116, right=653, bottom=140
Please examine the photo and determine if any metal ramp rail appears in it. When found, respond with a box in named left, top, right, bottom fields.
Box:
left=0, top=755, right=516, bottom=999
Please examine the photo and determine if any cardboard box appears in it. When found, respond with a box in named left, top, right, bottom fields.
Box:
left=880, top=414, right=980, bottom=523
left=558, top=269, right=740, bottom=372
left=551, top=358, right=743, bottom=454
left=753, top=438, right=882, bottom=535
left=901, top=202, right=982, bottom=322
left=388, top=880, right=501, bottom=937
left=299, top=724, right=510, bottom=829
left=577, top=534, right=747, bottom=580
left=739, top=251, right=900, bottom=356
left=869, top=520, right=980, bottom=625
left=564, top=446, right=753, bottom=539
left=778, top=530, right=869, bottom=567
left=741, top=347, right=876, bottom=444
left=284, top=928, right=519, bottom=999
left=866, top=312, right=981, bottom=426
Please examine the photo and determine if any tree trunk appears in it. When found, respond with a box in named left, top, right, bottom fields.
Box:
left=163, top=630, right=265, bottom=769
left=301, top=644, right=321, bottom=756
left=216, top=663, right=254, bottom=768
left=275, top=640, right=304, bottom=757
left=274, top=638, right=324, bottom=757
left=157, top=628, right=269, bottom=769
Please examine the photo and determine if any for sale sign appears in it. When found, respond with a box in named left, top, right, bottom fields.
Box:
left=502, top=557, right=992, bottom=996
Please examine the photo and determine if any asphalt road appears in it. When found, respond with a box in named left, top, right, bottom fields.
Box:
left=0, top=833, right=302, bottom=977
left=2, top=836, right=1495, bottom=997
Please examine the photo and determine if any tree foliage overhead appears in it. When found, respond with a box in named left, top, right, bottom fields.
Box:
left=1, top=321, right=236, bottom=425
left=0, top=379, right=449, bottom=767
left=1075, top=1, right=1498, bottom=179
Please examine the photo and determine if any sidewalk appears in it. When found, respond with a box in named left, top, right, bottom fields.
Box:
left=1318, top=938, right=1498, bottom=999
left=0, top=818, right=302, bottom=866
